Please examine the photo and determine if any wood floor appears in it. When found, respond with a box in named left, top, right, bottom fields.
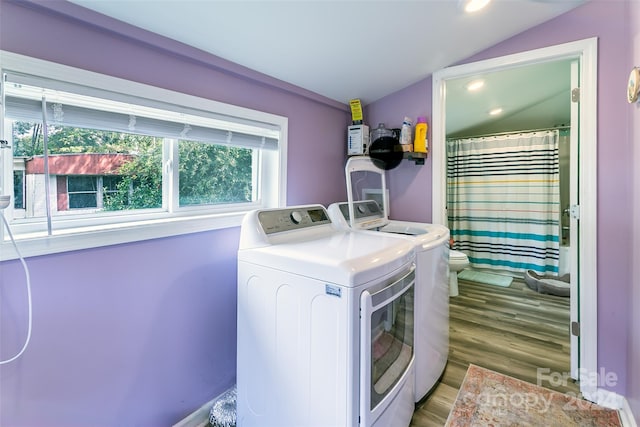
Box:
left=410, top=276, right=578, bottom=426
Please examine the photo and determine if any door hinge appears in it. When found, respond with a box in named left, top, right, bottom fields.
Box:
left=569, top=204, right=580, bottom=220
left=571, top=321, right=580, bottom=337
left=571, top=87, right=580, bottom=103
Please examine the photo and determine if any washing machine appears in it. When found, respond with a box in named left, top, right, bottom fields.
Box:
left=237, top=204, right=417, bottom=427
left=328, top=156, right=450, bottom=403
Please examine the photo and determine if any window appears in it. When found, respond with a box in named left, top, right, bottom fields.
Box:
left=13, top=169, right=24, bottom=210
left=64, top=175, right=124, bottom=210
left=67, top=176, right=98, bottom=209
left=0, top=51, right=287, bottom=259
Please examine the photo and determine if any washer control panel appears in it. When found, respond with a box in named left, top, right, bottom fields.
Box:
left=335, top=200, right=389, bottom=230
left=337, top=200, right=384, bottom=221
left=258, top=206, right=332, bottom=234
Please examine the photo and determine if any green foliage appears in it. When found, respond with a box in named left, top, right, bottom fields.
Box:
left=102, top=139, right=164, bottom=211
left=12, top=122, right=150, bottom=155
left=178, top=142, right=253, bottom=206
left=12, top=122, right=42, bottom=156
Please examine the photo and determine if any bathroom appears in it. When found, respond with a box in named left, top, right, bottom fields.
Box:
left=443, top=59, right=574, bottom=280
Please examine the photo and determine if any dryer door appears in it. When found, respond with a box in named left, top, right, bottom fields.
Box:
left=359, top=265, right=415, bottom=426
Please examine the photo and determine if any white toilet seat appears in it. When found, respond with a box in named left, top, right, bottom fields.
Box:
left=450, top=249, right=468, bottom=261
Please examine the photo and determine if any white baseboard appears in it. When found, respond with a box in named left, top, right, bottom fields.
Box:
left=589, top=388, right=625, bottom=410
left=619, top=397, right=638, bottom=427
left=584, top=388, right=637, bottom=427
left=172, top=396, right=216, bottom=427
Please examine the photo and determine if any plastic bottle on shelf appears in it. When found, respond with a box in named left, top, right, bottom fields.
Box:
left=399, top=117, right=413, bottom=146
left=414, top=116, right=428, bottom=153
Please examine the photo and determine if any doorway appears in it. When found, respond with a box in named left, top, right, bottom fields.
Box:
left=431, top=38, right=598, bottom=400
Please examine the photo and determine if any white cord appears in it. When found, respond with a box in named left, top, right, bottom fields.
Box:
left=0, top=211, right=32, bottom=364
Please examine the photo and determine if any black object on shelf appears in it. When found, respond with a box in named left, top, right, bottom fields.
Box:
left=369, top=136, right=403, bottom=170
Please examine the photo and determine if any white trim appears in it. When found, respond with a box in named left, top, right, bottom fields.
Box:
left=619, top=395, right=639, bottom=427
left=577, top=37, right=599, bottom=400
left=431, top=37, right=598, bottom=398
left=584, top=388, right=638, bottom=427
left=0, top=51, right=288, bottom=259
left=584, top=388, right=625, bottom=410
left=0, top=210, right=246, bottom=260
left=172, top=396, right=217, bottom=427
left=0, top=51, right=286, bottom=127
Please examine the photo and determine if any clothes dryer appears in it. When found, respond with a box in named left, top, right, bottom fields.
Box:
left=237, top=204, right=417, bottom=427
left=328, top=156, right=450, bottom=402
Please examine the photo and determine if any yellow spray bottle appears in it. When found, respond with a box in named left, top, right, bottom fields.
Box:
left=413, top=116, right=428, bottom=154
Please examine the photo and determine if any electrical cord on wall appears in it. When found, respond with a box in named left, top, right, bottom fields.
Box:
left=0, top=197, right=33, bottom=365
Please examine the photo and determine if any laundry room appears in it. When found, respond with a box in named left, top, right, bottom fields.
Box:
left=0, top=1, right=639, bottom=427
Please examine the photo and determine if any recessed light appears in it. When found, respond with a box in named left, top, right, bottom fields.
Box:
left=465, top=79, right=485, bottom=92
left=460, top=0, right=491, bottom=13
left=489, top=107, right=503, bottom=116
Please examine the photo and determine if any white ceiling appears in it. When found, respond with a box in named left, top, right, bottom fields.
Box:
left=67, top=0, right=586, bottom=106
left=446, top=59, right=572, bottom=137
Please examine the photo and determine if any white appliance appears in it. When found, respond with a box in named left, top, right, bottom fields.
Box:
left=328, top=156, right=450, bottom=402
left=348, top=124, right=369, bottom=155
left=237, top=204, right=417, bottom=427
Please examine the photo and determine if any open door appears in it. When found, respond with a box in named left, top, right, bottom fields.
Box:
left=432, top=38, right=599, bottom=402
left=569, top=59, right=580, bottom=378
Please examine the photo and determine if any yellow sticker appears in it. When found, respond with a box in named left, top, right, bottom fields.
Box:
left=349, top=99, right=363, bottom=122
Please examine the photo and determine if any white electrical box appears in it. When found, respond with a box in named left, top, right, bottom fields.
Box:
left=347, top=124, right=369, bottom=156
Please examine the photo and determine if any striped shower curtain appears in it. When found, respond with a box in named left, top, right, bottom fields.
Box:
left=447, top=130, right=560, bottom=275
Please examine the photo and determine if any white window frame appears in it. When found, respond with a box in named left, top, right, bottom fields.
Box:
left=0, top=51, right=288, bottom=260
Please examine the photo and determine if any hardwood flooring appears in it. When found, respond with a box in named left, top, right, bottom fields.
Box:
left=411, top=276, right=577, bottom=426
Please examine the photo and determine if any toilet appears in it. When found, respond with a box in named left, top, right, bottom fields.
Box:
left=449, top=250, right=469, bottom=297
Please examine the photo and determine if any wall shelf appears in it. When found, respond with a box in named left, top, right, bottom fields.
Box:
left=403, top=152, right=427, bottom=165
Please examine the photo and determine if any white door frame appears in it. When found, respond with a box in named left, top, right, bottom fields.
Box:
left=431, top=37, right=598, bottom=399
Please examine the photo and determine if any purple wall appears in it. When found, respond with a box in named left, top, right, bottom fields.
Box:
left=0, top=1, right=350, bottom=426
left=368, top=0, right=634, bottom=400
left=366, top=79, right=434, bottom=223
left=629, top=0, right=640, bottom=422
left=1, top=230, right=240, bottom=426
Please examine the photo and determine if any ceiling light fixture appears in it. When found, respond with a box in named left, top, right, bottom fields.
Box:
left=465, top=79, right=485, bottom=92
left=460, top=0, right=491, bottom=13
left=489, top=107, right=503, bottom=116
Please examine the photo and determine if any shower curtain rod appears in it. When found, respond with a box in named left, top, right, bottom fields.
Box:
left=448, top=125, right=570, bottom=141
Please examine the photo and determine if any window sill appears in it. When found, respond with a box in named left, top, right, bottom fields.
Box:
left=0, top=211, right=245, bottom=261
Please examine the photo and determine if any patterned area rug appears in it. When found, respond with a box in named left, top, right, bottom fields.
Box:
left=445, top=364, right=622, bottom=426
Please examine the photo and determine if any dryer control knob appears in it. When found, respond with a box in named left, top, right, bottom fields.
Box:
left=290, top=211, right=303, bottom=224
